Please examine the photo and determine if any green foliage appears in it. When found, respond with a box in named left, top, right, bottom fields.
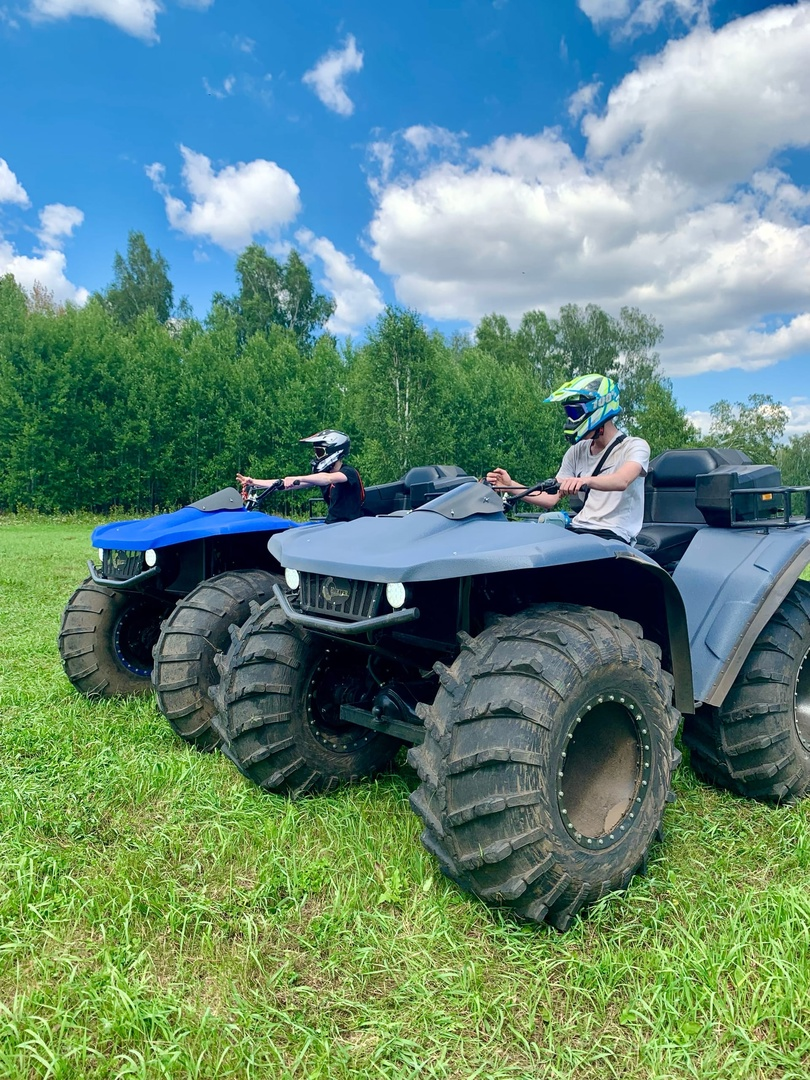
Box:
left=214, top=245, right=335, bottom=352
left=100, top=231, right=174, bottom=325
left=0, top=254, right=772, bottom=513
left=706, top=394, right=789, bottom=465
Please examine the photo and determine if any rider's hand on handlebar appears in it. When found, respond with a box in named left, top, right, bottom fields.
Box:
left=556, top=476, right=589, bottom=496
left=486, top=467, right=514, bottom=490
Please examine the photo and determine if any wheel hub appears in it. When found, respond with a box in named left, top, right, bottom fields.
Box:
left=113, top=600, right=163, bottom=677
left=557, top=693, right=651, bottom=850
left=305, top=652, right=376, bottom=754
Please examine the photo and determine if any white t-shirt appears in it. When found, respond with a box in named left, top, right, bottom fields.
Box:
left=557, top=434, right=650, bottom=542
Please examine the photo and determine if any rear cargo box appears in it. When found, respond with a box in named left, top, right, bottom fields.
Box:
left=695, top=464, right=783, bottom=527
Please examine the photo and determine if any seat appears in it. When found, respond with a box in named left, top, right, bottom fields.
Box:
left=635, top=448, right=751, bottom=567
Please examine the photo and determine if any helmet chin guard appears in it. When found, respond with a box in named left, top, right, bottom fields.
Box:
left=299, top=429, right=351, bottom=473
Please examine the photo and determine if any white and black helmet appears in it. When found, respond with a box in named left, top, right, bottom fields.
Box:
left=299, top=429, right=351, bottom=473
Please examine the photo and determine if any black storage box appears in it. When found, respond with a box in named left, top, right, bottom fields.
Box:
left=695, top=464, right=784, bottom=527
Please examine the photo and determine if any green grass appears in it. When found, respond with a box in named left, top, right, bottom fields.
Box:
left=1, top=517, right=810, bottom=1080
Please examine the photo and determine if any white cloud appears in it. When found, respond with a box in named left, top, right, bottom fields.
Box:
left=579, top=0, right=711, bottom=38
left=147, top=145, right=301, bottom=251
left=28, top=0, right=162, bottom=41
left=0, top=158, right=30, bottom=206
left=302, top=34, right=363, bottom=117
left=582, top=5, right=810, bottom=191
left=203, top=74, right=235, bottom=99
left=0, top=242, right=89, bottom=304
left=568, top=81, right=601, bottom=122
left=36, top=203, right=84, bottom=249
left=366, top=5, right=810, bottom=379
left=402, top=125, right=464, bottom=158
left=785, top=399, right=810, bottom=439
left=0, top=170, right=87, bottom=303
left=27, top=0, right=214, bottom=40
left=297, top=228, right=384, bottom=335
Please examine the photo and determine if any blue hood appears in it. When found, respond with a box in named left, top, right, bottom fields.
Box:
left=92, top=487, right=306, bottom=551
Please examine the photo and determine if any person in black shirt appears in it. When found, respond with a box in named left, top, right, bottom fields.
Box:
left=237, top=429, right=364, bottom=524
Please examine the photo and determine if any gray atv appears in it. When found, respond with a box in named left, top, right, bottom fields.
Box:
left=209, top=449, right=810, bottom=929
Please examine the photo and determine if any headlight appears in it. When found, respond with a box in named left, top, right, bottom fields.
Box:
left=386, top=582, right=407, bottom=609
left=144, top=549, right=157, bottom=567
left=285, top=567, right=300, bottom=590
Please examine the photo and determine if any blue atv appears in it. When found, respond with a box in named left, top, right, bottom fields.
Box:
left=57, top=485, right=303, bottom=748
left=59, top=466, right=476, bottom=751
left=209, top=449, right=810, bottom=930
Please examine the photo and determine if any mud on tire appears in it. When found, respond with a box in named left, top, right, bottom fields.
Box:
left=58, top=580, right=172, bottom=698
left=152, top=569, right=281, bottom=751
left=683, top=581, right=810, bottom=804
left=407, top=604, right=681, bottom=931
left=210, top=601, right=401, bottom=796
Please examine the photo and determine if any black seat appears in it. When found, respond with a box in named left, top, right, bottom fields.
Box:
left=636, top=448, right=751, bottom=567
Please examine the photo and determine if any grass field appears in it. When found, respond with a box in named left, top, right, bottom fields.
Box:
left=1, top=517, right=810, bottom=1080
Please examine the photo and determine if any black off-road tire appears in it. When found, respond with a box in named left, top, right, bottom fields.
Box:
left=152, top=569, right=281, bottom=751
left=58, top=580, right=172, bottom=698
left=407, top=604, right=681, bottom=931
left=683, top=581, right=810, bottom=803
left=210, top=601, right=401, bottom=796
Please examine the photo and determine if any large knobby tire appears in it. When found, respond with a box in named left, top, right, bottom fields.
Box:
left=210, top=601, right=402, bottom=797
left=407, top=604, right=681, bottom=931
left=683, top=581, right=810, bottom=803
left=58, top=580, right=172, bottom=697
left=152, top=569, right=281, bottom=751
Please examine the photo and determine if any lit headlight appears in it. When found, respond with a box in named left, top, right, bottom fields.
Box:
left=285, top=567, right=300, bottom=590
left=386, top=582, right=407, bottom=609
left=144, top=549, right=158, bottom=567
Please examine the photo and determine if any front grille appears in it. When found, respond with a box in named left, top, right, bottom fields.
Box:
left=102, top=549, right=145, bottom=580
left=298, top=573, right=383, bottom=622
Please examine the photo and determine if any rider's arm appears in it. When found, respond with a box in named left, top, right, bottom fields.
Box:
left=283, top=469, right=348, bottom=489
left=558, top=461, right=643, bottom=494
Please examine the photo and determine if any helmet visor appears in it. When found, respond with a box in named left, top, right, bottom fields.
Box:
left=564, top=402, right=588, bottom=422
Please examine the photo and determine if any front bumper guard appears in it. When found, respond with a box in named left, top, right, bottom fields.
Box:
left=87, top=560, right=161, bottom=590
left=273, top=583, right=419, bottom=636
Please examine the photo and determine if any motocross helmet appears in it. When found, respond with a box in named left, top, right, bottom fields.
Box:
left=299, top=429, right=351, bottom=473
left=545, top=374, right=622, bottom=444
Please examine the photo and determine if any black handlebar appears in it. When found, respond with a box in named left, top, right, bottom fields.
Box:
left=242, top=478, right=300, bottom=511
left=500, top=478, right=589, bottom=510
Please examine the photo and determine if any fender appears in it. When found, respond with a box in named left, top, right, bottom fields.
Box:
left=673, top=525, right=810, bottom=706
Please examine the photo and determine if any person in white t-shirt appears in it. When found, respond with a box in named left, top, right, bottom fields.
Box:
left=486, top=374, right=650, bottom=544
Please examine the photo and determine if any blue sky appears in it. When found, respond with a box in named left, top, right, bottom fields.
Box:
left=1, top=0, right=809, bottom=434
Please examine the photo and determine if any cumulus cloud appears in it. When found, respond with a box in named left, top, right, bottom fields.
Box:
left=27, top=0, right=214, bottom=40
left=0, top=163, right=87, bottom=303
left=37, top=203, right=84, bottom=249
left=297, top=228, right=384, bottom=335
left=0, top=242, right=89, bottom=304
left=0, top=158, right=30, bottom=206
left=147, top=145, right=301, bottom=251
left=402, top=125, right=464, bottom=158
left=28, top=0, right=162, bottom=40
left=579, top=0, right=711, bottom=38
left=583, top=5, right=810, bottom=192
left=366, top=4, right=810, bottom=378
left=302, top=34, right=363, bottom=116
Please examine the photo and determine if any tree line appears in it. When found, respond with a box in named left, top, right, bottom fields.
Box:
left=1, top=232, right=807, bottom=515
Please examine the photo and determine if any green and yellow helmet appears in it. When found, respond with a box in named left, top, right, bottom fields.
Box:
left=545, top=373, right=622, bottom=444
